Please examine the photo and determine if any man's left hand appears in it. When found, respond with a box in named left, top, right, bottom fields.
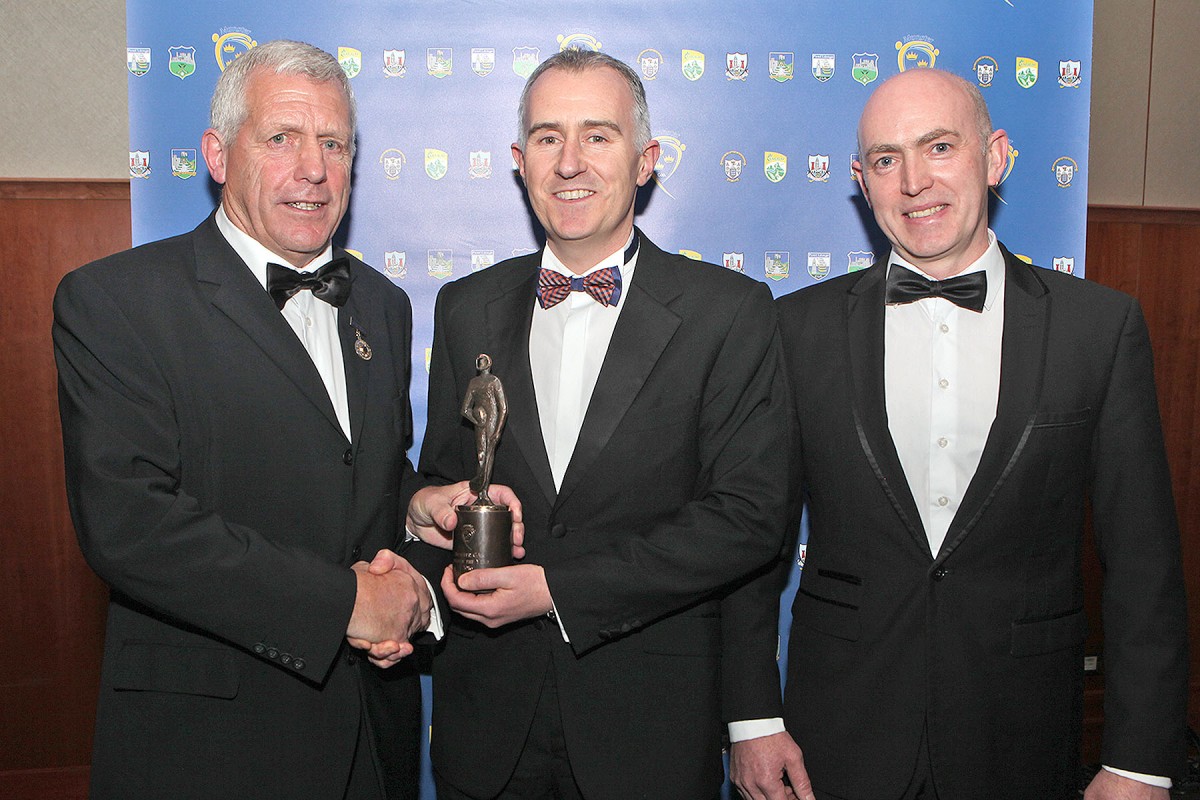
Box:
left=406, top=481, right=524, bottom=558
left=441, top=563, right=553, bottom=628
left=1084, top=770, right=1169, bottom=800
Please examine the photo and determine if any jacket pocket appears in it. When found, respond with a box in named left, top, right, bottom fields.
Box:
left=1010, top=608, right=1087, bottom=657
left=1029, top=408, right=1091, bottom=429
left=792, top=569, right=862, bottom=642
left=111, top=641, right=240, bottom=698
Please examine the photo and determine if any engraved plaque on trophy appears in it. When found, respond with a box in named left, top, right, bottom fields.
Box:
left=453, top=354, right=513, bottom=589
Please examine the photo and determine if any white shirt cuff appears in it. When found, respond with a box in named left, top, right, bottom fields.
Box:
left=728, top=717, right=786, bottom=743
left=1102, top=765, right=1171, bottom=789
left=550, top=600, right=569, bottom=642
left=421, top=576, right=444, bottom=640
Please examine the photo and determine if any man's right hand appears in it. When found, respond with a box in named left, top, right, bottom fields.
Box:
left=730, top=731, right=814, bottom=800
left=345, top=552, right=432, bottom=667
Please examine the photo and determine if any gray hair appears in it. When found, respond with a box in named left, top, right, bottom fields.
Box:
left=516, top=48, right=652, bottom=151
left=209, top=40, right=357, bottom=156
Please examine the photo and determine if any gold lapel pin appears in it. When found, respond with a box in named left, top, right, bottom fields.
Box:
left=349, top=317, right=372, bottom=361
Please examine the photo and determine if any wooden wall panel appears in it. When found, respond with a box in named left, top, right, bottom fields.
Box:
left=0, top=180, right=130, bottom=797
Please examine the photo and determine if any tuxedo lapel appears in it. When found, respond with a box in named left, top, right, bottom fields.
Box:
left=191, top=216, right=348, bottom=441
left=938, top=249, right=1049, bottom=560
left=484, top=262, right=557, bottom=506
left=556, top=242, right=682, bottom=508
left=846, top=265, right=928, bottom=552
left=337, top=262, right=372, bottom=448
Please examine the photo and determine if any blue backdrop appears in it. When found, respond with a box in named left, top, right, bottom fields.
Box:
left=126, top=1, right=1092, bottom=795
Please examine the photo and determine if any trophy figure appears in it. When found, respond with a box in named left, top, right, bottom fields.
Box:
left=454, top=353, right=513, bottom=589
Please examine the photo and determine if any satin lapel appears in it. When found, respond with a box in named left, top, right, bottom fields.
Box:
left=484, top=262, right=557, bottom=506
left=938, top=249, right=1048, bottom=560
left=337, top=260, right=371, bottom=448
left=846, top=264, right=928, bottom=551
left=555, top=243, right=682, bottom=508
left=192, top=216, right=347, bottom=440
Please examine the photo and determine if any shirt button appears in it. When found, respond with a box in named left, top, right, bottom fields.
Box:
left=305, top=316, right=313, bottom=328
left=937, top=496, right=949, bottom=507
left=938, top=378, right=950, bottom=389
left=940, top=323, right=950, bottom=333
left=937, top=437, right=949, bottom=448
left=343, top=448, right=354, bottom=465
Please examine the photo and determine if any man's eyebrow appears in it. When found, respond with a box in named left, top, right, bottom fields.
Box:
left=863, top=128, right=962, bottom=156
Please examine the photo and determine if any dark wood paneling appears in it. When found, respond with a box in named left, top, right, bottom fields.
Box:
left=0, top=180, right=130, bottom=796
left=1082, top=206, right=1200, bottom=762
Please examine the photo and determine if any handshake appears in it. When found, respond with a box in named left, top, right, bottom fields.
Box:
left=344, top=481, right=535, bottom=668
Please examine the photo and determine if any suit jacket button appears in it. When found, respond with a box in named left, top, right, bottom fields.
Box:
left=343, top=448, right=354, bottom=466
left=347, top=652, right=359, bottom=665
left=280, top=653, right=292, bottom=665
left=932, top=567, right=949, bottom=581
left=266, top=647, right=279, bottom=659
left=550, top=523, right=567, bottom=539
left=351, top=545, right=362, bottom=560
left=253, top=643, right=266, bottom=654
left=293, top=658, right=306, bottom=671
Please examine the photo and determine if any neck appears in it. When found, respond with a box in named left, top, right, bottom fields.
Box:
left=546, top=227, right=635, bottom=276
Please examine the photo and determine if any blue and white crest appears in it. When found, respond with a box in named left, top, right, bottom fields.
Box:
left=721, top=151, right=747, bottom=182
left=723, top=252, right=745, bottom=272
left=384, top=251, right=407, bottom=279
left=1052, top=156, right=1077, bottom=188
left=638, top=49, right=663, bottom=81
left=471, top=250, right=496, bottom=272
left=168, top=46, right=195, bottom=79
left=471, top=48, right=495, bottom=77
left=807, top=252, right=831, bottom=281
left=973, top=56, right=998, bottom=87
left=379, top=148, right=406, bottom=180
left=127, top=47, right=151, bottom=76
left=469, top=151, right=492, bottom=179
left=1053, top=257, right=1075, bottom=274
left=811, top=53, right=835, bottom=82
left=807, top=154, right=830, bottom=182
left=726, top=52, right=748, bottom=81
left=851, top=53, right=878, bottom=86
left=383, top=49, right=406, bottom=78
left=847, top=251, right=875, bottom=272
left=1058, top=60, right=1081, bottom=88
left=129, top=150, right=151, bottom=179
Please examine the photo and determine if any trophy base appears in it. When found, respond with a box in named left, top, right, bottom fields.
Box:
left=453, top=503, right=513, bottom=592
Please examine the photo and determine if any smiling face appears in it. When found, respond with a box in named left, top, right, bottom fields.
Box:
left=201, top=70, right=352, bottom=267
left=512, top=65, right=659, bottom=274
left=852, top=70, right=1007, bottom=279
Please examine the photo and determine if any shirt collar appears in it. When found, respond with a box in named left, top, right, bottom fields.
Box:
left=215, top=205, right=336, bottom=291
left=540, top=229, right=639, bottom=284
left=886, top=229, right=1004, bottom=312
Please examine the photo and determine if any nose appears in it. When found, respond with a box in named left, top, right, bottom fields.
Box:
left=295, top=138, right=328, bottom=183
left=899, top=156, right=932, bottom=197
left=555, top=137, right=585, bottom=179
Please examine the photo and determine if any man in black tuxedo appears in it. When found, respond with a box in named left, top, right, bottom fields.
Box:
left=53, top=40, right=486, bottom=800
left=404, top=49, right=790, bottom=799
left=729, top=68, right=1187, bottom=800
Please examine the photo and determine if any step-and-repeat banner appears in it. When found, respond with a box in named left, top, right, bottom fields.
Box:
left=126, top=1, right=1092, bottom=794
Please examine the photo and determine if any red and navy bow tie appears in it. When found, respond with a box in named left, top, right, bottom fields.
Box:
left=266, top=258, right=351, bottom=310
left=536, top=265, right=622, bottom=309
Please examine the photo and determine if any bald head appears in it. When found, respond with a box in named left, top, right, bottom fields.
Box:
left=858, top=69, right=993, bottom=159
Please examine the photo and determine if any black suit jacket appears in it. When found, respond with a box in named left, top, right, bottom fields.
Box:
left=770, top=246, right=1187, bottom=800
left=53, top=215, right=425, bottom=799
left=409, top=233, right=791, bottom=799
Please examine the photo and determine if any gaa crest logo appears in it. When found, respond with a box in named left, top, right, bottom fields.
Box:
left=513, top=47, right=540, bottom=79
left=723, top=252, right=745, bottom=273
left=127, top=47, right=151, bottom=76
left=896, top=37, right=938, bottom=71
left=129, top=150, right=151, bottom=179
left=171, top=149, right=197, bottom=179
left=1058, top=60, right=1081, bottom=88
left=428, top=48, right=452, bottom=78
left=472, top=48, right=495, bottom=77
left=765, top=251, right=790, bottom=281
left=212, top=30, right=256, bottom=71
left=1052, top=156, right=1077, bottom=188
left=427, top=250, right=453, bottom=280
left=638, top=49, right=663, bottom=81
left=558, top=33, right=602, bottom=52
left=769, top=52, right=794, bottom=82
left=653, top=135, right=686, bottom=198
left=425, top=149, right=449, bottom=180
left=682, top=49, right=705, bottom=81
left=379, top=149, right=406, bottom=180
left=973, top=56, right=998, bottom=87
left=807, top=154, right=830, bottom=182
left=383, top=49, right=406, bottom=78
left=1053, top=257, right=1075, bottom=275
left=384, top=251, right=407, bottom=279
left=726, top=52, right=748, bottom=81
left=811, top=53, right=835, bottom=82
left=807, top=252, right=831, bottom=281
left=471, top=250, right=495, bottom=272
left=1016, top=57, right=1039, bottom=88
left=851, top=53, right=878, bottom=86
left=338, top=47, right=362, bottom=79
left=168, top=46, right=195, bottom=80
left=848, top=251, right=875, bottom=272
left=764, top=152, right=787, bottom=183
left=721, top=151, right=747, bottom=182
left=469, top=151, right=492, bottom=180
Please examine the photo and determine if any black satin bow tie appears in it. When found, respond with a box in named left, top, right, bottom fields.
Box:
left=266, top=258, right=351, bottom=310
left=884, top=264, right=987, bottom=313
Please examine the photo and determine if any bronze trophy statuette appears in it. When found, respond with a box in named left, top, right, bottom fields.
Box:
left=453, top=353, right=513, bottom=590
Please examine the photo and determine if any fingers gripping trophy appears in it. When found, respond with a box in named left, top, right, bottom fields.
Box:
left=454, top=354, right=513, bottom=588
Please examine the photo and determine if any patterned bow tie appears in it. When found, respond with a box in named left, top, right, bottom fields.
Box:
left=536, top=265, right=622, bottom=309
left=884, top=264, right=987, bottom=313
left=266, top=258, right=351, bottom=310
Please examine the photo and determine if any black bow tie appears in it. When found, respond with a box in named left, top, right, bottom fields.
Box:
left=266, top=258, right=351, bottom=310
left=884, top=264, right=987, bottom=313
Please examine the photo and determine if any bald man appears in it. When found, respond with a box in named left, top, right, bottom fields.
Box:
left=729, top=69, right=1187, bottom=800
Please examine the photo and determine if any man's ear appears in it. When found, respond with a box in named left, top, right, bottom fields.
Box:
left=201, top=129, right=228, bottom=185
